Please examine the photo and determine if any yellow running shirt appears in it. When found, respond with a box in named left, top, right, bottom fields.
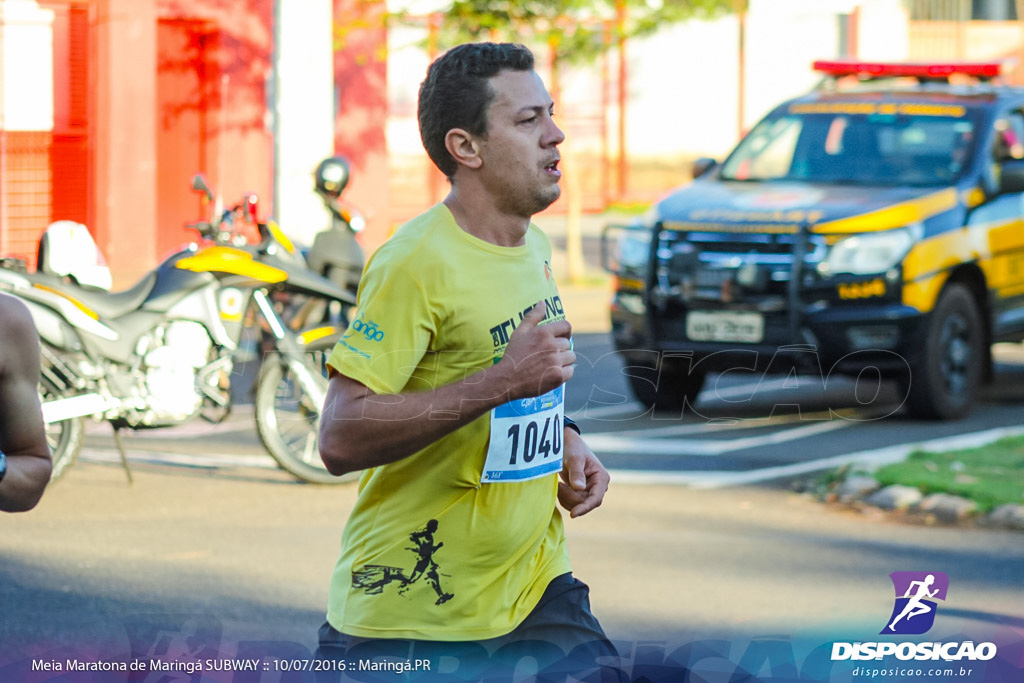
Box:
left=325, top=203, right=572, bottom=641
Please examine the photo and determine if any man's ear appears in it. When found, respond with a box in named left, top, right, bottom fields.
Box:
left=444, top=128, right=483, bottom=170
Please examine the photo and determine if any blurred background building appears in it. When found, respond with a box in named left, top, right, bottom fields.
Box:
left=0, top=0, right=1021, bottom=284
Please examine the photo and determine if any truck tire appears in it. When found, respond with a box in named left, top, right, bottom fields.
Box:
left=626, top=361, right=707, bottom=412
left=904, top=283, right=983, bottom=420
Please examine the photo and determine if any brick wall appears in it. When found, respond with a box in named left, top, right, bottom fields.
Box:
left=0, top=130, right=53, bottom=269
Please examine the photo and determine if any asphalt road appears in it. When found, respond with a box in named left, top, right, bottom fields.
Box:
left=566, top=334, right=1024, bottom=488
left=2, top=333, right=1023, bottom=681
left=2, top=455, right=1022, bottom=681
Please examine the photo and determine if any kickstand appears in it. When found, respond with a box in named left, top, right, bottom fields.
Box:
left=111, top=427, right=134, bottom=484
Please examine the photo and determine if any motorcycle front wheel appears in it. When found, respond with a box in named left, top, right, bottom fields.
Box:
left=254, top=338, right=357, bottom=484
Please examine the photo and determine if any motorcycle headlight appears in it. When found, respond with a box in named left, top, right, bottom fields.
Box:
left=819, top=224, right=922, bottom=276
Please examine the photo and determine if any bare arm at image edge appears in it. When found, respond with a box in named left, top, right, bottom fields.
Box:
left=0, top=294, right=52, bottom=512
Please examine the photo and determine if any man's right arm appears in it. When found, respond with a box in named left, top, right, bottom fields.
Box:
left=0, top=295, right=52, bottom=512
left=319, top=302, right=574, bottom=476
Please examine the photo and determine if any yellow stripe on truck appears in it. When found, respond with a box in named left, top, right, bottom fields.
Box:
left=902, top=271, right=950, bottom=313
left=903, top=228, right=975, bottom=285
left=813, top=189, right=958, bottom=234
left=902, top=217, right=1024, bottom=311
left=982, top=217, right=1024, bottom=298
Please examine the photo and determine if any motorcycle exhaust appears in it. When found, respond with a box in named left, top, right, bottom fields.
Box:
left=42, top=393, right=111, bottom=424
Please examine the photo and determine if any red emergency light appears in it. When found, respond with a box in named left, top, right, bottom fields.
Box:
left=812, top=60, right=1003, bottom=81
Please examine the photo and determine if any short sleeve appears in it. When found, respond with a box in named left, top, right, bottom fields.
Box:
left=326, top=260, right=435, bottom=395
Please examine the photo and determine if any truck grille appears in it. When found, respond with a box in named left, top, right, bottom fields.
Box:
left=655, top=227, right=827, bottom=305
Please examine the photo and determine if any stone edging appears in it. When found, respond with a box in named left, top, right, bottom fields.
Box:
left=824, top=474, right=1024, bottom=531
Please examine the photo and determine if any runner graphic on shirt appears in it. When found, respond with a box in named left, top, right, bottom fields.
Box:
left=400, top=519, right=454, bottom=605
left=351, top=519, right=453, bottom=605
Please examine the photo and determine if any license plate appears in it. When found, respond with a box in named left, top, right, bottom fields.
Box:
left=686, top=310, right=765, bottom=343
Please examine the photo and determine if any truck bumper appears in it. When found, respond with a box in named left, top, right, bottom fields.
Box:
left=610, top=294, right=927, bottom=374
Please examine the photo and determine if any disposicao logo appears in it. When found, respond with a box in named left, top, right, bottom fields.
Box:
left=830, top=571, right=998, bottom=664
left=882, top=571, right=949, bottom=635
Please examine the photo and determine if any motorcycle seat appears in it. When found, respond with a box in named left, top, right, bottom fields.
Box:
left=40, top=271, right=158, bottom=319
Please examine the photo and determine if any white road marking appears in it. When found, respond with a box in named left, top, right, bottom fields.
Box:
left=574, top=407, right=864, bottom=438
left=608, top=425, right=1024, bottom=488
left=74, top=389, right=1024, bottom=491
left=571, top=378, right=799, bottom=420
left=584, top=418, right=852, bottom=456
left=79, top=447, right=278, bottom=470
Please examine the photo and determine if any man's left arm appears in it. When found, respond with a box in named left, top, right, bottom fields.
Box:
left=558, top=428, right=609, bottom=519
left=0, top=295, right=52, bottom=512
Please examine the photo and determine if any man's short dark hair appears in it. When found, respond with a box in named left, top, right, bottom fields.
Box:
left=418, top=42, right=535, bottom=178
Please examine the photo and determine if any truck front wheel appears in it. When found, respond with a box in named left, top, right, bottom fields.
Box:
left=626, top=359, right=707, bottom=412
left=903, top=283, right=983, bottom=420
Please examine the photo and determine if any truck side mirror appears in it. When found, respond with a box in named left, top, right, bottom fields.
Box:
left=691, top=157, right=717, bottom=180
left=999, top=158, right=1024, bottom=194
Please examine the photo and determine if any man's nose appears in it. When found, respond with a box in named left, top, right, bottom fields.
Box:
left=546, top=120, right=565, bottom=146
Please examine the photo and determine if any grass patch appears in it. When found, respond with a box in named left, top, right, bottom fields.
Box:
left=872, top=435, right=1024, bottom=512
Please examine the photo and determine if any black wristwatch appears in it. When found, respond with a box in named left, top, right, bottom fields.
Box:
left=0, top=449, right=7, bottom=484
left=563, top=416, right=581, bottom=436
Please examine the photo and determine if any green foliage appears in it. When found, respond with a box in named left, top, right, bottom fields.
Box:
left=873, top=435, right=1024, bottom=512
left=425, top=0, right=739, bottom=64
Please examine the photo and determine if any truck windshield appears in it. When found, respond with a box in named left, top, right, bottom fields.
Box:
left=720, top=105, right=980, bottom=186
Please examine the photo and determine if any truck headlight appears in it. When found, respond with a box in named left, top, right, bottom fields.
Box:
left=618, top=228, right=652, bottom=270
left=819, top=224, right=922, bottom=276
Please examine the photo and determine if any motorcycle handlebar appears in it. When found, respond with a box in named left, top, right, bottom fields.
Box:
left=189, top=177, right=283, bottom=250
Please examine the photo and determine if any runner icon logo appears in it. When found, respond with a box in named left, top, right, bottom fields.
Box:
left=881, top=571, right=949, bottom=635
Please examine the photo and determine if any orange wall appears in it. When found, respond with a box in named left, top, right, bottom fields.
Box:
left=93, top=0, right=159, bottom=286
left=332, top=0, right=390, bottom=252
left=155, top=0, right=275, bottom=261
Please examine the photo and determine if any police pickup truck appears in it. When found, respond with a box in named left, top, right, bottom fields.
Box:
left=603, top=60, right=1024, bottom=420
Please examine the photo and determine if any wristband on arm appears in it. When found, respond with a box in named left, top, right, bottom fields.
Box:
left=563, top=416, right=581, bottom=436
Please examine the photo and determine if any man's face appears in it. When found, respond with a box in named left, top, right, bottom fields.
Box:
left=476, top=69, right=565, bottom=217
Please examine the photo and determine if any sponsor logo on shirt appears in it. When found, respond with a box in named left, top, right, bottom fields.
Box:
left=351, top=318, right=385, bottom=342
left=488, top=296, right=564, bottom=349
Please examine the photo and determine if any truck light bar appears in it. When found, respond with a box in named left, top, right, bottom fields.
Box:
left=812, top=60, right=1003, bottom=80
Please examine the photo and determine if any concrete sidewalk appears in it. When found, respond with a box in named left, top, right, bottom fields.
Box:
left=554, top=279, right=614, bottom=334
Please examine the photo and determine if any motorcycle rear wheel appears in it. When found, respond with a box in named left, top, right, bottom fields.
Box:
left=255, top=338, right=357, bottom=484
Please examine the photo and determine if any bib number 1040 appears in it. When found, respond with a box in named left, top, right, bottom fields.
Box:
left=483, top=386, right=564, bottom=483
left=506, top=414, right=562, bottom=465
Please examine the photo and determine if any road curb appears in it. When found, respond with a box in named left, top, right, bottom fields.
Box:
left=821, top=478, right=1024, bottom=532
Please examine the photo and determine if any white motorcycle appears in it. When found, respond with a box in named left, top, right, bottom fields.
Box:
left=0, top=182, right=357, bottom=484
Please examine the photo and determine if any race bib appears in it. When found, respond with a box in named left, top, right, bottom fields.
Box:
left=482, top=386, right=564, bottom=483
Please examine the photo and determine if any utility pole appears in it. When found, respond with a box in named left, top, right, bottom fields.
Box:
left=616, top=0, right=628, bottom=200
left=736, top=0, right=747, bottom=142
